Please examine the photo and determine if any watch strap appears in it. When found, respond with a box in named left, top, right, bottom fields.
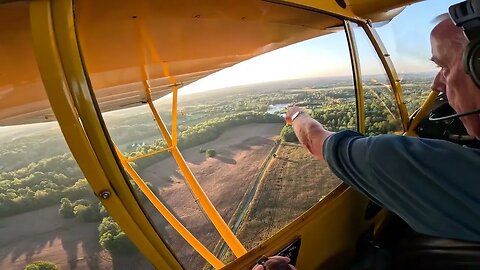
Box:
left=291, top=111, right=303, bottom=122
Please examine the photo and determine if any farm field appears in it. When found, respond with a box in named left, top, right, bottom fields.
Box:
left=236, top=142, right=342, bottom=250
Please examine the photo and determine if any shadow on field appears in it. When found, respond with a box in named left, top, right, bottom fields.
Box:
left=1, top=235, right=53, bottom=265
left=59, top=227, right=102, bottom=270
left=111, top=252, right=154, bottom=270
left=234, top=137, right=271, bottom=151
left=0, top=207, right=103, bottom=270
left=214, top=155, right=237, bottom=164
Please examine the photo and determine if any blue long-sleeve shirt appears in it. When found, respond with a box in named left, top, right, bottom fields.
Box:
left=323, top=130, right=480, bottom=241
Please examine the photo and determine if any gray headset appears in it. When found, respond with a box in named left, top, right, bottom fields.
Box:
left=450, top=0, right=480, bottom=87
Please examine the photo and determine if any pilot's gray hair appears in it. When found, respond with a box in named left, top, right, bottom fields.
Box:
left=432, top=13, right=451, bottom=24
left=433, top=12, right=468, bottom=47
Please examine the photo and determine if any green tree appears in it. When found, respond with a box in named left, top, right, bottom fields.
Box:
left=110, top=232, right=137, bottom=254
left=280, top=125, right=298, bottom=142
left=73, top=199, right=91, bottom=207
left=98, top=217, right=137, bottom=254
left=99, top=202, right=108, bottom=217
left=206, top=149, right=217, bottom=157
left=63, top=179, right=93, bottom=200
left=58, top=197, right=74, bottom=218
left=73, top=201, right=102, bottom=222
left=24, top=261, right=59, bottom=270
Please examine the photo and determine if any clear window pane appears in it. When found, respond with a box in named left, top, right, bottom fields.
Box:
left=76, top=0, right=354, bottom=268
left=175, top=29, right=352, bottom=257
left=353, top=26, right=404, bottom=135
left=374, top=0, right=461, bottom=114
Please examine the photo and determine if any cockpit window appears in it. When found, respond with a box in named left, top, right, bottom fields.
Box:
left=179, top=23, right=351, bottom=257
left=374, top=0, right=461, bottom=115
left=78, top=9, right=350, bottom=268
left=3, top=0, right=467, bottom=270
left=70, top=0, right=364, bottom=265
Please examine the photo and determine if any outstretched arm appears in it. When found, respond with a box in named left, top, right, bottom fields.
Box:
left=285, top=106, right=335, bottom=160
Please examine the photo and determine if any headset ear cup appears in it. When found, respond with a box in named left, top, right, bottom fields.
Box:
left=465, top=38, right=480, bottom=88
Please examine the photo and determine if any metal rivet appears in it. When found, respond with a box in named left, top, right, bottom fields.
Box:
left=99, top=190, right=111, bottom=199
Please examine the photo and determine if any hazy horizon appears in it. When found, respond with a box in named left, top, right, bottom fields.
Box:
left=0, top=71, right=436, bottom=135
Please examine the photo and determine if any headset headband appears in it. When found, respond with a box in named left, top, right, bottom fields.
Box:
left=449, top=0, right=480, bottom=87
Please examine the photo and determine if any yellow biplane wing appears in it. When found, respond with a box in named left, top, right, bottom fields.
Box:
left=0, top=0, right=420, bottom=126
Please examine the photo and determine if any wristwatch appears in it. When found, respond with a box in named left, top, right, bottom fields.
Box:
left=291, top=111, right=303, bottom=122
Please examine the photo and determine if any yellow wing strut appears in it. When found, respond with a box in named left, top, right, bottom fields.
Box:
left=116, top=148, right=225, bottom=269
left=404, top=90, right=439, bottom=136
left=132, top=16, right=248, bottom=258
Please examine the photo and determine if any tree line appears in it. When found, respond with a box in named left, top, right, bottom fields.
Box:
left=280, top=89, right=407, bottom=142
left=128, top=111, right=284, bottom=170
left=0, top=154, right=87, bottom=217
left=56, top=180, right=155, bottom=255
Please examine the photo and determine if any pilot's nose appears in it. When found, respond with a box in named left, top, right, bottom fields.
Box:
left=431, top=71, right=446, bottom=92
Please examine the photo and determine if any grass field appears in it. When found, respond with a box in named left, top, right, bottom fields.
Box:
left=236, top=142, right=342, bottom=250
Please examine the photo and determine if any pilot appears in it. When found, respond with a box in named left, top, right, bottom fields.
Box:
left=284, top=16, right=480, bottom=242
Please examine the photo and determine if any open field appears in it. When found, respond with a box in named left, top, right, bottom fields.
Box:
left=140, top=123, right=283, bottom=268
left=236, top=142, right=342, bottom=250
left=0, top=123, right=283, bottom=270
left=0, top=205, right=154, bottom=270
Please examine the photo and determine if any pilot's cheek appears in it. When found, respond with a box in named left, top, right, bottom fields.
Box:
left=431, top=72, right=446, bottom=93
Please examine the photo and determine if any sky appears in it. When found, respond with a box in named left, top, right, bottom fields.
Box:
left=0, top=0, right=462, bottom=133
left=179, top=0, right=462, bottom=95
